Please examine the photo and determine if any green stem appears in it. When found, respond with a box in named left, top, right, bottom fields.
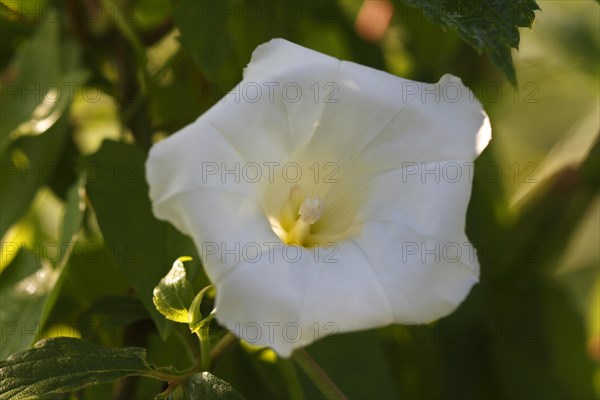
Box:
left=280, top=358, right=305, bottom=400
left=175, top=324, right=200, bottom=365
left=149, top=332, right=238, bottom=399
left=292, top=349, right=347, bottom=400
left=99, top=0, right=149, bottom=84
left=209, top=332, right=238, bottom=369
left=198, top=324, right=211, bottom=371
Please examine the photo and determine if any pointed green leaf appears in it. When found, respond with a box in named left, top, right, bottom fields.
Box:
left=183, top=372, right=245, bottom=400
left=0, top=337, right=175, bottom=400
left=153, top=257, right=195, bottom=323
left=189, top=285, right=215, bottom=333
left=398, top=0, right=540, bottom=84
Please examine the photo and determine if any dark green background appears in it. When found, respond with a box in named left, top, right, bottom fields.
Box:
left=1, top=0, right=598, bottom=399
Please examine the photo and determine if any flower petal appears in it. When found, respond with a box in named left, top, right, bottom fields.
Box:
left=305, top=66, right=491, bottom=175
left=214, top=222, right=477, bottom=357
left=147, top=39, right=344, bottom=231
left=147, top=121, right=256, bottom=206
left=214, top=246, right=307, bottom=357
left=353, top=222, right=479, bottom=324
left=206, top=38, right=341, bottom=161
left=146, top=39, right=491, bottom=358
left=214, top=241, right=395, bottom=357
left=240, top=40, right=491, bottom=172
left=154, top=189, right=280, bottom=285
left=360, top=160, right=476, bottom=238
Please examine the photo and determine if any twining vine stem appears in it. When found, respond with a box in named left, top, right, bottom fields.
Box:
left=292, top=349, right=348, bottom=400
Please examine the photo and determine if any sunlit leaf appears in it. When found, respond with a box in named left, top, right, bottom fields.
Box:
left=153, top=257, right=195, bottom=323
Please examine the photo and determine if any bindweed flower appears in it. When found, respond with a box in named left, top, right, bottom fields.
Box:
left=146, top=39, right=491, bottom=357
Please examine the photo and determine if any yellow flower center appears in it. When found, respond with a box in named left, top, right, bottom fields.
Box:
left=282, top=197, right=325, bottom=246
left=268, top=181, right=362, bottom=248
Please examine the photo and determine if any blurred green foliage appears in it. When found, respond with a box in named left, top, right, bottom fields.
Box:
left=0, top=0, right=598, bottom=399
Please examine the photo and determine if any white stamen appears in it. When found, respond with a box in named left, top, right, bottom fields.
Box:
left=299, top=198, right=324, bottom=224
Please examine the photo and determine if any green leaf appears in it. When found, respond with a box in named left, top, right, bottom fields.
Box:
left=32, top=176, right=86, bottom=332
left=188, top=285, right=215, bottom=333
left=0, top=112, right=68, bottom=238
left=58, top=245, right=130, bottom=322
left=0, top=177, right=84, bottom=360
left=514, top=138, right=599, bottom=270
left=46, top=132, right=81, bottom=200
left=172, top=0, right=300, bottom=85
left=148, top=53, right=215, bottom=133
left=0, top=337, right=174, bottom=400
left=85, top=140, right=200, bottom=338
left=0, top=21, right=88, bottom=155
left=129, top=0, right=173, bottom=31
left=183, top=372, right=245, bottom=400
left=153, top=257, right=195, bottom=323
left=82, top=296, right=149, bottom=329
left=173, top=0, right=242, bottom=84
left=59, top=176, right=85, bottom=254
left=173, top=0, right=386, bottom=91
left=0, top=251, right=60, bottom=360
left=0, top=1, right=47, bottom=23
left=398, top=0, right=540, bottom=84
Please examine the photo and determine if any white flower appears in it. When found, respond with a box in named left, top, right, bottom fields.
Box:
left=146, top=39, right=491, bottom=357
